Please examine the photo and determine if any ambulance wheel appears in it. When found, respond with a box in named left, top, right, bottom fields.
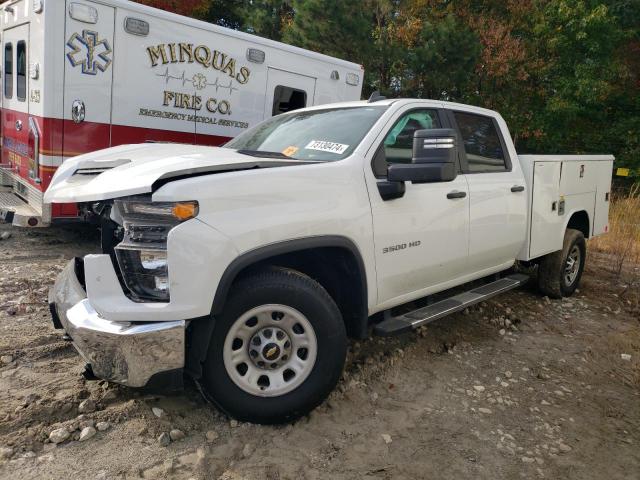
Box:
left=201, top=266, right=347, bottom=424
left=538, top=228, right=586, bottom=299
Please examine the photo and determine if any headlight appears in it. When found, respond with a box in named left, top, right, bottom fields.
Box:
left=114, top=198, right=198, bottom=302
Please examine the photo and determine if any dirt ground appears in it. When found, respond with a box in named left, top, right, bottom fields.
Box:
left=0, top=223, right=638, bottom=480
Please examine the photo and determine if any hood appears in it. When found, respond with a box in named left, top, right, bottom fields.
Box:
left=44, top=144, right=307, bottom=203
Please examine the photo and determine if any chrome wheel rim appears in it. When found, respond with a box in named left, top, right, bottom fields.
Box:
left=564, top=245, right=581, bottom=286
left=223, top=304, right=318, bottom=397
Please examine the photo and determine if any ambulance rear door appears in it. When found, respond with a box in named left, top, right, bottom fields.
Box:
left=63, top=1, right=114, bottom=157
left=2, top=24, right=31, bottom=184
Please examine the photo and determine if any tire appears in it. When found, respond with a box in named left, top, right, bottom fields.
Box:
left=201, top=266, right=347, bottom=424
left=537, top=228, right=586, bottom=299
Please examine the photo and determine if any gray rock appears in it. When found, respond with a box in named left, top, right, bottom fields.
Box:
left=205, top=430, right=219, bottom=443
left=96, top=422, right=110, bottom=432
left=152, top=407, right=165, bottom=418
left=478, top=408, right=493, bottom=414
left=229, top=419, right=239, bottom=428
left=49, top=427, right=71, bottom=444
left=0, top=355, right=13, bottom=365
left=521, top=456, right=535, bottom=464
left=242, top=443, right=253, bottom=458
left=381, top=434, right=392, bottom=444
left=169, top=429, right=185, bottom=442
left=101, top=390, right=119, bottom=402
left=558, top=443, right=572, bottom=453
left=0, top=232, right=11, bottom=241
left=78, top=399, right=96, bottom=414
left=158, top=432, right=171, bottom=447
left=0, top=447, right=13, bottom=460
left=79, top=426, right=96, bottom=442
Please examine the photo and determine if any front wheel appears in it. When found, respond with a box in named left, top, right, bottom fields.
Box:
left=201, top=267, right=347, bottom=424
left=537, top=228, right=586, bottom=298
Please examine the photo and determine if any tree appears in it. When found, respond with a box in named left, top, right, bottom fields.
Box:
left=241, top=1, right=294, bottom=41
left=403, top=15, right=480, bottom=100
left=283, top=0, right=374, bottom=64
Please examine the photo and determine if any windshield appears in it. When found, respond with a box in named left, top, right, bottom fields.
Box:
left=225, top=106, right=388, bottom=161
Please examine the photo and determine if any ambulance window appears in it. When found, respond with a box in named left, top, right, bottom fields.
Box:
left=4, top=43, right=12, bottom=99
left=16, top=41, right=26, bottom=101
left=272, top=86, right=307, bottom=116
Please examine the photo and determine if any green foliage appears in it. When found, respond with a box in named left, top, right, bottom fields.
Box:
left=282, top=0, right=373, bottom=61
left=403, top=15, right=480, bottom=100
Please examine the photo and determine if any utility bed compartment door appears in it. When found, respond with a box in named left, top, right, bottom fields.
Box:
left=592, top=161, right=613, bottom=236
left=530, top=161, right=562, bottom=258
left=63, top=1, right=115, bottom=157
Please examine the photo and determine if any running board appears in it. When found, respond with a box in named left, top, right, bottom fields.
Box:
left=373, top=273, right=530, bottom=336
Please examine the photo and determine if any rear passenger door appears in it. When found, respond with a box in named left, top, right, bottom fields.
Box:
left=448, top=110, right=527, bottom=274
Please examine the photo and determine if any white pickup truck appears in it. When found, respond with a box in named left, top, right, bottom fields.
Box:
left=46, top=97, right=613, bottom=424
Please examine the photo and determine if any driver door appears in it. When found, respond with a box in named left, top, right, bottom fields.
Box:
left=366, top=106, right=470, bottom=308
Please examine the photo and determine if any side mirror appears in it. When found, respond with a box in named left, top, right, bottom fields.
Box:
left=388, top=129, right=458, bottom=184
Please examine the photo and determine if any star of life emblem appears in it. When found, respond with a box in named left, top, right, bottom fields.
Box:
left=66, top=30, right=113, bottom=75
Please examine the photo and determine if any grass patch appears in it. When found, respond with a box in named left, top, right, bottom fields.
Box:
left=590, top=183, right=640, bottom=275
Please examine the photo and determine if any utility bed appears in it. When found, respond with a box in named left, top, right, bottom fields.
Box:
left=517, top=155, right=614, bottom=261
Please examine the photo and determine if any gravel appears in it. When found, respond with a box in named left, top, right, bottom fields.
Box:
left=79, top=426, right=97, bottom=442
left=78, top=399, right=96, bottom=414
left=157, top=432, right=170, bottom=447
left=49, top=428, right=71, bottom=444
left=96, top=422, right=110, bottom=432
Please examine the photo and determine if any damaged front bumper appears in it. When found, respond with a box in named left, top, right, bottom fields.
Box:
left=48, top=259, right=185, bottom=388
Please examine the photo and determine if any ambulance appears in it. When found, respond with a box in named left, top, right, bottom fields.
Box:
left=0, top=0, right=364, bottom=227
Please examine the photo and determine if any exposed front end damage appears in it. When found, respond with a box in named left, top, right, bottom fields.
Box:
left=49, top=258, right=186, bottom=388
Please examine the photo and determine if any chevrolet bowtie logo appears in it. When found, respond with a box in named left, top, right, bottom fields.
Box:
left=265, top=347, right=278, bottom=359
left=66, top=30, right=113, bottom=75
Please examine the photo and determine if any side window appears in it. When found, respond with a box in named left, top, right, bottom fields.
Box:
left=16, top=41, right=26, bottom=102
left=4, top=43, right=13, bottom=99
left=272, top=86, right=307, bottom=116
left=372, top=109, right=441, bottom=177
left=453, top=111, right=507, bottom=173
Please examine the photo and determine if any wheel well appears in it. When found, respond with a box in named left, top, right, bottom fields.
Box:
left=212, top=240, right=369, bottom=339
left=567, top=211, right=590, bottom=238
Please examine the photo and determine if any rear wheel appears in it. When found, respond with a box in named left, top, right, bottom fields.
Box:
left=537, top=228, right=586, bottom=298
left=201, top=267, right=347, bottom=424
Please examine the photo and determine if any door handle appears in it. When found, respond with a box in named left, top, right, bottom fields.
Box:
left=447, top=190, right=467, bottom=199
left=511, top=185, right=525, bottom=193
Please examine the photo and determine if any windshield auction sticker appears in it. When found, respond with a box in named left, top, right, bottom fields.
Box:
left=282, top=146, right=299, bottom=157
left=305, top=140, right=349, bottom=154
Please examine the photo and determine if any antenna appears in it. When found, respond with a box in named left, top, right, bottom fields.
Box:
left=368, top=91, right=387, bottom=103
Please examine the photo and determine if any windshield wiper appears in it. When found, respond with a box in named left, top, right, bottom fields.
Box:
left=237, top=149, right=293, bottom=159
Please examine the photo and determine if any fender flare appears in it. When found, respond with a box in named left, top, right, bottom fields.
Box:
left=210, top=235, right=368, bottom=317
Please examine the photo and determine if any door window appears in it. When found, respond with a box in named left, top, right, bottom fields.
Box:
left=16, top=40, right=26, bottom=102
left=272, top=86, right=307, bottom=115
left=453, top=112, right=508, bottom=173
left=4, top=43, right=12, bottom=99
left=372, top=109, right=441, bottom=177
